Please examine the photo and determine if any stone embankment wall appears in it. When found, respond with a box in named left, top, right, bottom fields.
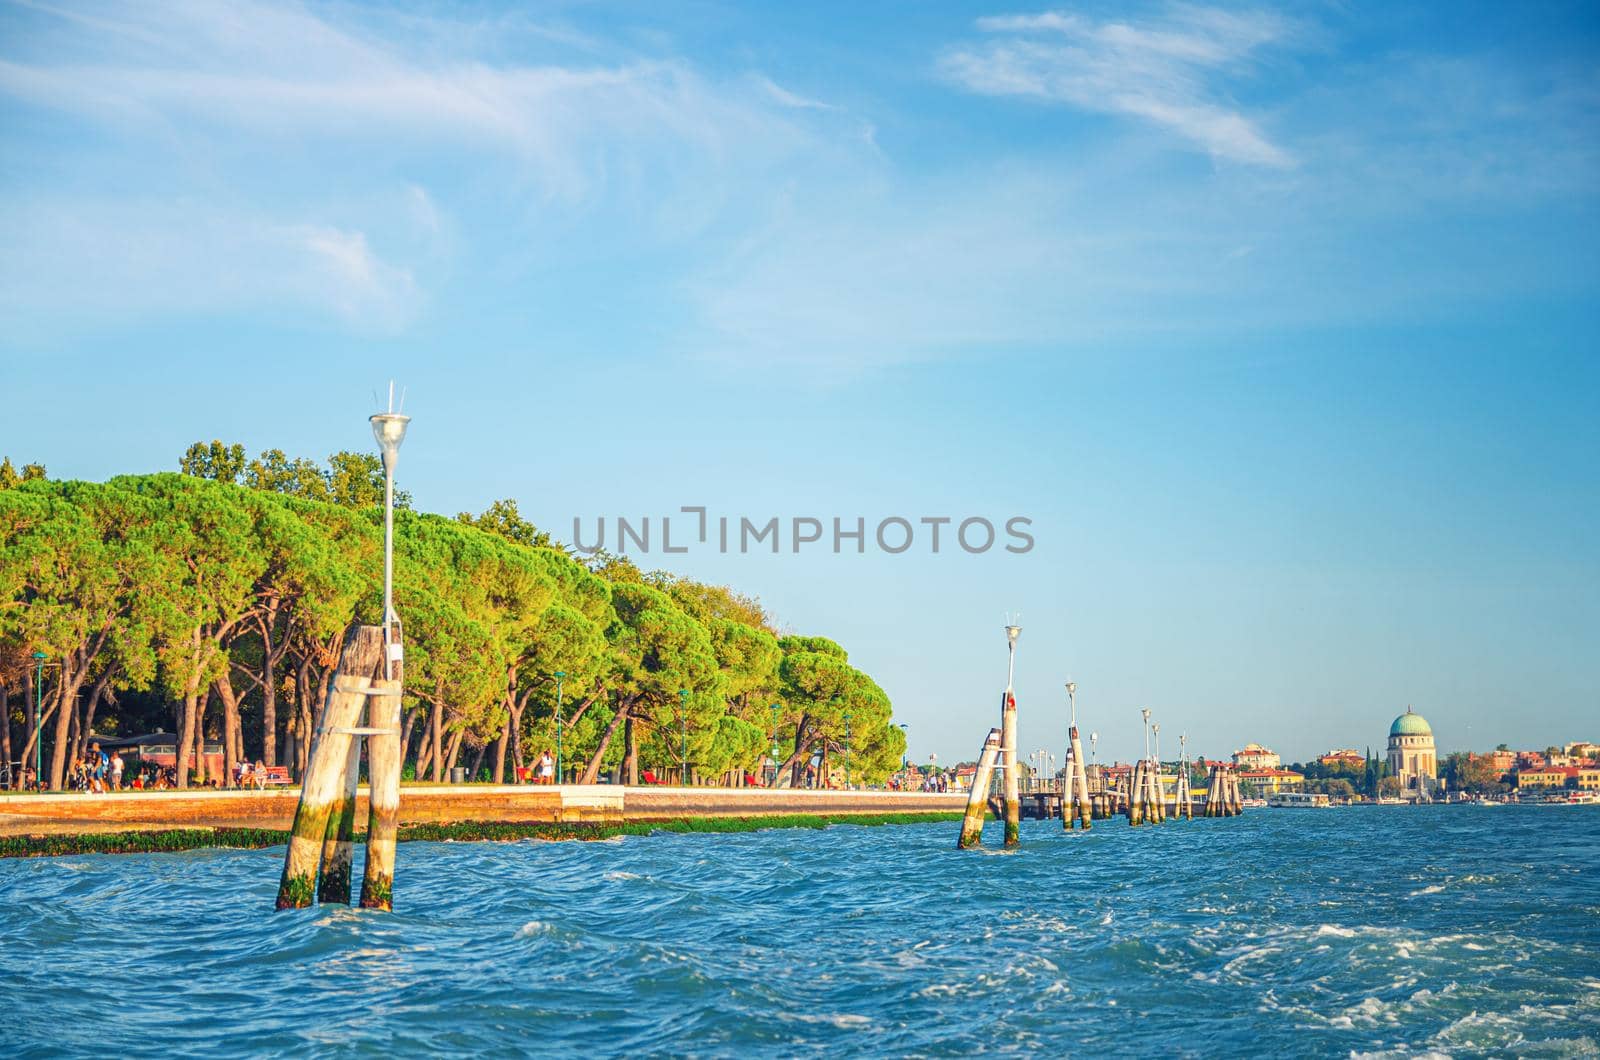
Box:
left=0, top=786, right=967, bottom=837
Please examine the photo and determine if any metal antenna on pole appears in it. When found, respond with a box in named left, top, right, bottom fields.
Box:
left=1003, top=615, right=1021, bottom=690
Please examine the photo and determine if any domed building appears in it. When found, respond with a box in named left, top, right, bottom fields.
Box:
left=1387, top=706, right=1437, bottom=799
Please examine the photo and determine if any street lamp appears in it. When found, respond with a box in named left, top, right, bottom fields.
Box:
left=32, top=651, right=45, bottom=790
left=1066, top=681, right=1077, bottom=726
left=1153, top=722, right=1162, bottom=803
left=1140, top=707, right=1152, bottom=764
left=678, top=689, right=689, bottom=786
left=1090, top=731, right=1099, bottom=765
left=1004, top=621, right=1021, bottom=689
left=898, top=722, right=909, bottom=787
left=553, top=671, right=566, bottom=784
left=369, top=384, right=410, bottom=683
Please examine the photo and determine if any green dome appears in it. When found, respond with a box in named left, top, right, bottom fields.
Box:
left=1390, top=708, right=1432, bottom=737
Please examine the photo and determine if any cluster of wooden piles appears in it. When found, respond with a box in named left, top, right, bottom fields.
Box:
left=275, top=625, right=404, bottom=911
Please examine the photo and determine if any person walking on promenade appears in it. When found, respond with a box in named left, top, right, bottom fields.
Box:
left=110, top=751, right=124, bottom=790
left=538, top=750, right=555, bottom=785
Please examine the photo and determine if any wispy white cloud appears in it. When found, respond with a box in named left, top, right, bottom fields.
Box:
left=0, top=0, right=855, bottom=332
left=0, top=199, right=423, bottom=332
left=942, top=4, right=1297, bottom=167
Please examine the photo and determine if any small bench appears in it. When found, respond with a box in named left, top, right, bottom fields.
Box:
left=254, top=766, right=293, bottom=788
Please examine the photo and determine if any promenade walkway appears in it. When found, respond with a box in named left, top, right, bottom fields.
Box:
left=0, top=785, right=967, bottom=837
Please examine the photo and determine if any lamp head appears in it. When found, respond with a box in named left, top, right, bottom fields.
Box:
left=554, top=670, right=566, bottom=679
left=1004, top=624, right=1022, bottom=647
left=32, top=651, right=46, bottom=660
left=369, top=412, right=410, bottom=471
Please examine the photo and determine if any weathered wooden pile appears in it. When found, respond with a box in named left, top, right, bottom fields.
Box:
left=275, top=624, right=404, bottom=910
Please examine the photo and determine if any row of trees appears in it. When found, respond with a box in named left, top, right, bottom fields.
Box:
left=0, top=447, right=905, bottom=790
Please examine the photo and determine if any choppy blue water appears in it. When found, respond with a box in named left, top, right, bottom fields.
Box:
left=2, top=806, right=1597, bottom=1056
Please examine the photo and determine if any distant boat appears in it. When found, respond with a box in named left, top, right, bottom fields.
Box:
left=1537, top=790, right=1599, bottom=806
left=1268, top=792, right=1331, bottom=808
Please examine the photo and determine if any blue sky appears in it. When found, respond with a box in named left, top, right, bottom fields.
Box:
left=2, top=0, right=1596, bottom=765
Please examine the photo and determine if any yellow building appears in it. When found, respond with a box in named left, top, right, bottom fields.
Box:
left=1516, top=769, right=1566, bottom=790
left=1239, top=768, right=1304, bottom=794
left=1576, top=768, right=1600, bottom=790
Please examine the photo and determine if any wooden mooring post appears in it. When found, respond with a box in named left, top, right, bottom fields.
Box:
left=1126, top=760, right=1146, bottom=825
left=1063, top=725, right=1092, bottom=831
left=1147, top=759, right=1166, bottom=824
left=1001, top=689, right=1020, bottom=847
left=957, top=728, right=1003, bottom=849
left=277, top=625, right=405, bottom=910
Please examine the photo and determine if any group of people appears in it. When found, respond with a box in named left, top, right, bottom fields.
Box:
left=10, top=744, right=194, bottom=792
left=66, top=743, right=123, bottom=792
left=64, top=744, right=192, bottom=791
left=887, top=770, right=949, bottom=792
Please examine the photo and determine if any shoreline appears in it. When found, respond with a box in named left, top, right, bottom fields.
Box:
left=0, top=784, right=969, bottom=855
left=0, top=811, right=967, bottom=859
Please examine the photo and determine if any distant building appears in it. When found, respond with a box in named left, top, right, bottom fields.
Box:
left=1233, top=743, right=1280, bottom=770
left=1516, top=768, right=1567, bottom=790
left=1577, top=768, right=1600, bottom=790
left=1318, top=749, right=1364, bottom=768
left=1485, top=749, right=1516, bottom=773
left=1565, top=741, right=1600, bottom=760
left=1387, top=707, right=1437, bottom=800
left=1238, top=768, right=1304, bottom=794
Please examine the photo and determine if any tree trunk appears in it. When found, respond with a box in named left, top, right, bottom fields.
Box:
left=294, top=654, right=314, bottom=779
left=47, top=654, right=85, bottom=790
left=0, top=687, right=11, bottom=789
left=770, top=717, right=814, bottom=790
left=413, top=707, right=435, bottom=781
left=74, top=670, right=115, bottom=766
left=509, top=706, right=524, bottom=784
left=493, top=725, right=508, bottom=784
left=563, top=685, right=605, bottom=729
left=215, top=672, right=242, bottom=787
left=400, top=708, right=420, bottom=771
left=443, top=727, right=466, bottom=776
left=64, top=686, right=81, bottom=774
left=429, top=695, right=443, bottom=782
left=579, top=700, right=631, bottom=784
left=175, top=690, right=198, bottom=789
left=193, top=688, right=213, bottom=786
left=467, top=740, right=487, bottom=783
left=624, top=715, right=638, bottom=786
left=259, top=600, right=282, bottom=767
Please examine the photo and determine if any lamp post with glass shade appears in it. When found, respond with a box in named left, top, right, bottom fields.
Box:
left=369, top=392, right=410, bottom=682
left=1152, top=721, right=1164, bottom=821
left=897, top=723, right=909, bottom=788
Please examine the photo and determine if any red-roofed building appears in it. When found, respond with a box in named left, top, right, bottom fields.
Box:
left=1233, top=743, right=1281, bottom=770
